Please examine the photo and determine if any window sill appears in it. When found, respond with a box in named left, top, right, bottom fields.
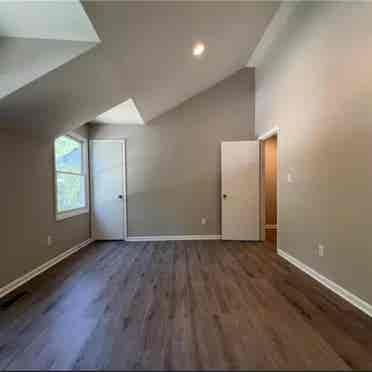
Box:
left=56, top=208, right=89, bottom=221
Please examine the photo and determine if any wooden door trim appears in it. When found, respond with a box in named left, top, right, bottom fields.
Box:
left=258, top=127, right=279, bottom=244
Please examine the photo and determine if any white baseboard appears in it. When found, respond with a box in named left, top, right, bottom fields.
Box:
left=0, top=238, right=94, bottom=299
left=278, top=249, right=372, bottom=318
left=126, top=235, right=221, bottom=242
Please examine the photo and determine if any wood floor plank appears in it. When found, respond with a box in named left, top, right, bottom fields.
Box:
left=72, top=242, right=156, bottom=370
left=5, top=242, right=141, bottom=370
left=0, top=242, right=125, bottom=369
left=1, top=239, right=372, bottom=370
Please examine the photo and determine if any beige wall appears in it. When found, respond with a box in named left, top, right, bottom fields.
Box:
left=255, top=2, right=372, bottom=303
left=90, top=68, right=255, bottom=236
left=0, top=125, right=90, bottom=288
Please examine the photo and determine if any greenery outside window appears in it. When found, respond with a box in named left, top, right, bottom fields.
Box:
left=54, top=133, right=89, bottom=220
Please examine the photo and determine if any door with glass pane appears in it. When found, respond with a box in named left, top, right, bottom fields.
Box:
left=90, top=140, right=127, bottom=240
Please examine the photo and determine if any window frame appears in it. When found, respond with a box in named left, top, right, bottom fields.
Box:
left=54, top=132, right=90, bottom=221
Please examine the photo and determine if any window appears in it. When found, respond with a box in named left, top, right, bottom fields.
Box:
left=54, top=133, right=89, bottom=220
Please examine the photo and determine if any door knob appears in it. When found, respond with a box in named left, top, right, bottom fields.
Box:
left=223, top=194, right=227, bottom=199
left=118, top=195, right=123, bottom=199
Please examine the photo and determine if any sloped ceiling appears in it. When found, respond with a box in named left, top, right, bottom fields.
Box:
left=0, top=1, right=99, bottom=101
left=0, top=38, right=96, bottom=101
left=0, top=1, right=279, bottom=139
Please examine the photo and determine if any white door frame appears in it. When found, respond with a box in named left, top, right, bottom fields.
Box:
left=89, top=139, right=128, bottom=241
left=258, top=127, right=279, bottom=243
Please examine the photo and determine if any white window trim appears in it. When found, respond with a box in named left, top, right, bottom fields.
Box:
left=54, top=132, right=90, bottom=221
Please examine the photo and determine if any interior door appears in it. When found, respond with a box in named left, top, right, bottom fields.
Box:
left=91, top=140, right=126, bottom=240
left=221, top=141, right=259, bottom=240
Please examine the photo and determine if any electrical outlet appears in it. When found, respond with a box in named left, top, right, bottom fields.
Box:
left=201, top=217, right=207, bottom=225
left=48, top=236, right=53, bottom=246
left=318, top=244, right=324, bottom=257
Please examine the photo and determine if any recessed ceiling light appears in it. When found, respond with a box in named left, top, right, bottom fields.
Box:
left=193, top=42, right=205, bottom=57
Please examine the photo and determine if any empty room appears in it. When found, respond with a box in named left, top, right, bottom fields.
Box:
left=1, top=1, right=372, bottom=370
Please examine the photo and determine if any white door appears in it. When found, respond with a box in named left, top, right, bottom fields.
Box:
left=90, top=140, right=127, bottom=240
left=221, top=141, right=259, bottom=240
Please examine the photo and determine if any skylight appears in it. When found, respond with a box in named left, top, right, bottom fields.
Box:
left=93, top=99, right=145, bottom=125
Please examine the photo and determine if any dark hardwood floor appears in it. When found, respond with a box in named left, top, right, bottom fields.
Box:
left=1, top=240, right=372, bottom=370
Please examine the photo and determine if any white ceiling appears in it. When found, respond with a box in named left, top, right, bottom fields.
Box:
left=0, top=1, right=99, bottom=42
left=0, top=37, right=96, bottom=100
left=94, top=98, right=145, bottom=125
left=0, top=2, right=280, bottom=139
left=0, top=1, right=99, bottom=100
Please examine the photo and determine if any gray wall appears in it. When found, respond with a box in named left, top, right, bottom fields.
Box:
left=90, top=68, right=255, bottom=236
left=0, top=125, right=90, bottom=288
left=255, top=2, right=372, bottom=304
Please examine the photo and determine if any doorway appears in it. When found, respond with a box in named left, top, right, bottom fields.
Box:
left=90, top=140, right=127, bottom=240
left=259, top=130, right=278, bottom=250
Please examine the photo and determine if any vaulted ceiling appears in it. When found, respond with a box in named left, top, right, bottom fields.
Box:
left=0, top=1, right=99, bottom=101
left=0, top=1, right=279, bottom=139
